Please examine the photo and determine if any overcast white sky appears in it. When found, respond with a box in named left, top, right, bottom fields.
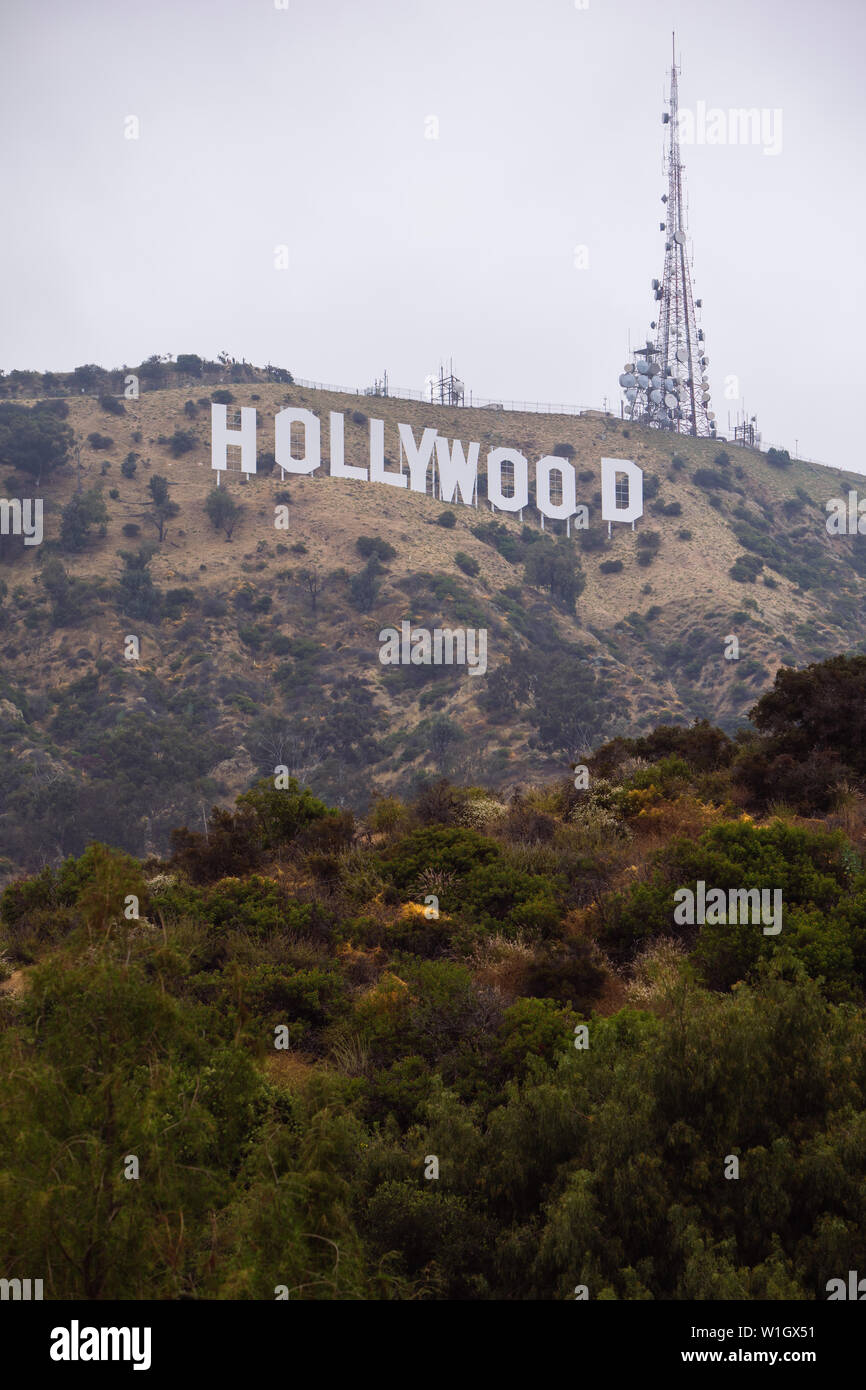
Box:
left=1, top=0, right=863, bottom=470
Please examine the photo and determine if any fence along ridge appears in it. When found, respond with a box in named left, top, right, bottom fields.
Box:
left=292, top=378, right=586, bottom=417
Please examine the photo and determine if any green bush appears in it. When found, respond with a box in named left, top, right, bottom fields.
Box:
left=766, top=447, right=792, bottom=468
left=454, top=551, right=480, bottom=577
left=356, top=536, right=396, bottom=562
left=60, top=487, right=108, bottom=552
left=693, top=468, right=736, bottom=492
left=730, top=554, right=763, bottom=583
left=380, top=826, right=500, bottom=892
left=523, top=537, right=585, bottom=611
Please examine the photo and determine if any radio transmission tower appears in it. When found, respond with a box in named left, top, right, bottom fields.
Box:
left=620, top=35, right=714, bottom=438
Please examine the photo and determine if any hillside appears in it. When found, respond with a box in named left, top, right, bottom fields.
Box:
left=0, top=362, right=863, bottom=873
left=3, top=676, right=866, bottom=1301
left=4, top=365, right=866, bottom=1305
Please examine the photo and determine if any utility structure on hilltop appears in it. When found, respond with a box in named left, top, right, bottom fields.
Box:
left=620, top=34, right=715, bottom=438
left=429, top=360, right=465, bottom=407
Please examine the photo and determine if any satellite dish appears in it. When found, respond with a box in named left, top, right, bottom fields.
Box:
left=635, top=359, right=649, bottom=375
left=665, top=378, right=676, bottom=392
left=625, top=387, right=638, bottom=402
left=676, top=348, right=688, bottom=363
left=624, top=363, right=635, bottom=373
left=619, top=373, right=635, bottom=388
left=674, top=230, right=686, bottom=246
left=650, top=362, right=662, bottom=377
left=665, top=392, right=678, bottom=409
left=650, top=388, right=663, bottom=404
left=707, top=411, right=716, bottom=421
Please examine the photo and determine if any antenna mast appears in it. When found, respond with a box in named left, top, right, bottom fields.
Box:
left=619, top=33, right=714, bottom=438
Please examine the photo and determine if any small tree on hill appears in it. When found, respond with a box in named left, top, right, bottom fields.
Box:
left=0, top=402, right=74, bottom=485
left=146, top=474, right=179, bottom=542
left=60, top=486, right=108, bottom=552
left=117, top=546, right=161, bottom=621
left=205, top=486, right=243, bottom=540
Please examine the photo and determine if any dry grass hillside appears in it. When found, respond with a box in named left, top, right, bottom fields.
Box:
left=0, top=368, right=863, bottom=872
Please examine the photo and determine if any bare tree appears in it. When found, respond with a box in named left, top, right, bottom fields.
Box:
left=301, top=567, right=322, bottom=619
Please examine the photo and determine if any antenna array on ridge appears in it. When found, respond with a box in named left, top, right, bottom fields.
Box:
left=619, top=34, right=715, bottom=439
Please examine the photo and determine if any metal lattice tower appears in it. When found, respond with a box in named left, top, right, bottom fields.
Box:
left=620, top=35, right=714, bottom=438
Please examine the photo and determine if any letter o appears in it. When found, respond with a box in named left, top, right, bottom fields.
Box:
left=275, top=407, right=321, bottom=475
left=487, top=447, right=528, bottom=511
left=536, top=456, right=577, bottom=520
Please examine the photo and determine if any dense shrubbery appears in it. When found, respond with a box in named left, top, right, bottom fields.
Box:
left=730, top=553, right=764, bottom=582
left=0, top=401, right=74, bottom=484
left=356, top=536, right=396, bottom=562
left=694, top=467, right=737, bottom=492
left=523, top=537, right=585, bottom=611
left=767, top=447, right=793, bottom=467
left=4, top=706, right=866, bottom=1298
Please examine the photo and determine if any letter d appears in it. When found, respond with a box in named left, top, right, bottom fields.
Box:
left=601, top=458, right=643, bottom=524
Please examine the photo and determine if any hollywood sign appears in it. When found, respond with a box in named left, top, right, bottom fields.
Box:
left=210, top=405, right=644, bottom=527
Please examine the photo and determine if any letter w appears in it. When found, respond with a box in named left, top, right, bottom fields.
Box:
left=435, top=437, right=479, bottom=506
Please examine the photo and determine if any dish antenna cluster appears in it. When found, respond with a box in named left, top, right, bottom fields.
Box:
left=619, top=35, right=715, bottom=438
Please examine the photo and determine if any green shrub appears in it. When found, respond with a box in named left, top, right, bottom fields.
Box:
left=693, top=468, right=736, bottom=492
left=498, top=996, right=578, bottom=1071
left=356, top=536, right=396, bottom=562
left=730, top=554, right=763, bottom=583
left=766, top=447, right=792, bottom=468
left=454, top=551, right=479, bottom=577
